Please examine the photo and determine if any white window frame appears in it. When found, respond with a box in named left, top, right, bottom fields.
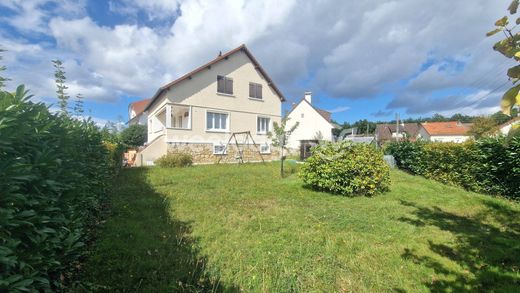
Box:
left=206, top=110, right=230, bottom=132
left=213, top=143, right=227, bottom=155
left=260, top=143, right=271, bottom=154
left=257, top=116, right=270, bottom=135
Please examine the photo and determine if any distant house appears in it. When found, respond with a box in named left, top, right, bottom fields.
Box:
left=375, top=123, right=420, bottom=145
left=497, top=116, right=520, bottom=135
left=128, top=98, right=150, bottom=125
left=418, top=121, right=472, bottom=143
left=285, top=92, right=336, bottom=151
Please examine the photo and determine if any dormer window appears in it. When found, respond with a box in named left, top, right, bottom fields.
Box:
left=217, top=75, right=233, bottom=95
left=249, top=82, right=262, bottom=99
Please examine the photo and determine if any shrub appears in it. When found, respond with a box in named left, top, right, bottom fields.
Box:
left=155, top=152, right=193, bottom=168
left=384, top=140, right=425, bottom=174
left=299, top=142, right=390, bottom=196
left=0, top=86, right=123, bottom=291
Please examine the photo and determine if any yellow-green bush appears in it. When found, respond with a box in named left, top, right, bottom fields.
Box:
left=155, top=152, right=193, bottom=168
left=299, top=142, right=390, bottom=196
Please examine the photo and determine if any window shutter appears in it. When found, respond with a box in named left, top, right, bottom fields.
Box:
left=217, top=76, right=225, bottom=93
left=257, top=84, right=262, bottom=99
left=249, top=83, right=254, bottom=97
left=226, top=78, right=233, bottom=94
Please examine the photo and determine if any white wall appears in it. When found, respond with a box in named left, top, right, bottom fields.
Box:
left=285, top=100, right=333, bottom=149
left=500, top=120, right=520, bottom=135
left=429, top=135, right=470, bottom=143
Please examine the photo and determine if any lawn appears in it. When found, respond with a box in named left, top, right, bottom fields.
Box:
left=80, top=163, right=520, bottom=292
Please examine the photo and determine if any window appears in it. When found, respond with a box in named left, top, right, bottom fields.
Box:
left=260, top=143, right=270, bottom=154
left=249, top=82, right=262, bottom=99
left=301, top=113, right=304, bottom=118
left=257, top=117, right=270, bottom=134
left=207, top=111, right=229, bottom=131
left=217, top=75, right=233, bottom=95
left=213, top=144, right=227, bottom=155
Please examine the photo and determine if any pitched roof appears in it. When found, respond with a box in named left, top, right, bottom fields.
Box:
left=287, top=98, right=333, bottom=124
left=420, top=121, right=471, bottom=136
left=144, top=44, right=285, bottom=112
left=375, top=123, right=420, bottom=141
left=129, top=98, right=151, bottom=116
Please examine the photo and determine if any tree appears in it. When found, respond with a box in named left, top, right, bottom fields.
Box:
left=0, top=47, right=9, bottom=89
left=73, top=93, right=84, bottom=116
left=491, top=109, right=518, bottom=125
left=120, top=124, right=147, bottom=148
left=488, top=0, right=520, bottom=115
left=430, top=113, right=448, bottom=122
left=468, top=116, right=497, bottom=139
left=268, top=117, right=299, bottom=177
left=52, top=59, right=69, bottom=114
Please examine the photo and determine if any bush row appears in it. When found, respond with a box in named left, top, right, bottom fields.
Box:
left=299, top=142, right=390, bottom=196
left=386, top=137, right=520, bottom=199
left=0, top=86, right=124, bottom=291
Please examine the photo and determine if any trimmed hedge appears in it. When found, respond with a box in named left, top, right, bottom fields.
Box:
left=0, top=86, right=124, bottom=291
left=299, top=142, right=390, bottom=196
left=386, top=137, right=520, bottom=199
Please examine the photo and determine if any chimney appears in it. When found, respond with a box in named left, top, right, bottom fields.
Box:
left=304, top=91, right=312, bottom=104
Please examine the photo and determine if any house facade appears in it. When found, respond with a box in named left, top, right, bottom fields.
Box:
left=418, top=121, right=472, bottom=143
left=128, top=98, right=150, bottom=125
left=135, top=45, right=284, bottom=165
left=285, top=92, right=335, bottom=150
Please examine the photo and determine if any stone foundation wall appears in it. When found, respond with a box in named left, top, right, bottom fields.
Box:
left=166, top=142, right=280, bottom=164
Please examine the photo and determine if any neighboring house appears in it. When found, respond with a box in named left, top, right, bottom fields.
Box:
left=375, top=123, right=420, bottom=146
left=128, top=98, right=150, bottom=125
left=135, top=44, right=285, bottom=165
left=497, top=116, right=520, bottom=135
left=418, top=121, right=472, bottom=143
left=285, top=92, right=336, bottom=151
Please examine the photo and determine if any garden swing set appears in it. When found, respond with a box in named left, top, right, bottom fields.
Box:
left=217, top=131, right=265, bottom=164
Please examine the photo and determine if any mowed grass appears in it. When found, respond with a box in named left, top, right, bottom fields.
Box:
left=80, top=163, right=520, bottom=292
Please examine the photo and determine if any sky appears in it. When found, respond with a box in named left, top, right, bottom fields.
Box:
left=0, top=0, right=515, bottom=125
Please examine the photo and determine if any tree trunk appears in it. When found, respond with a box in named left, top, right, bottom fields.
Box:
left=280, top=147, right=284, bottom=177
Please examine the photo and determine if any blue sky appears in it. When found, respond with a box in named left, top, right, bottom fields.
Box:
left=0, top=0, right=514, bottom=126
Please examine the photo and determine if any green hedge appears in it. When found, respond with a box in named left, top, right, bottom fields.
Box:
left=386, top=137, right=520, bottom=199
left=299, top=142, right=390, bottom=196
left=0, top=86, right=123, bottom=291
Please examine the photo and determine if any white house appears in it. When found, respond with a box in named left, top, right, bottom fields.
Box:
left=418, top=121, right=472, bottom=143
left=134, top=44, right=285, bottom=165
left=128, top=98, right=150, bottom=125
left=498, top=116, right=520, bottom=135
left=285, top=92, right=336, bottom=150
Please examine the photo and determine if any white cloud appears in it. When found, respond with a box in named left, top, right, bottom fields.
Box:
left=327, top=106, right=350, bottom=113
left=0, top=0, right=515, bottom=117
